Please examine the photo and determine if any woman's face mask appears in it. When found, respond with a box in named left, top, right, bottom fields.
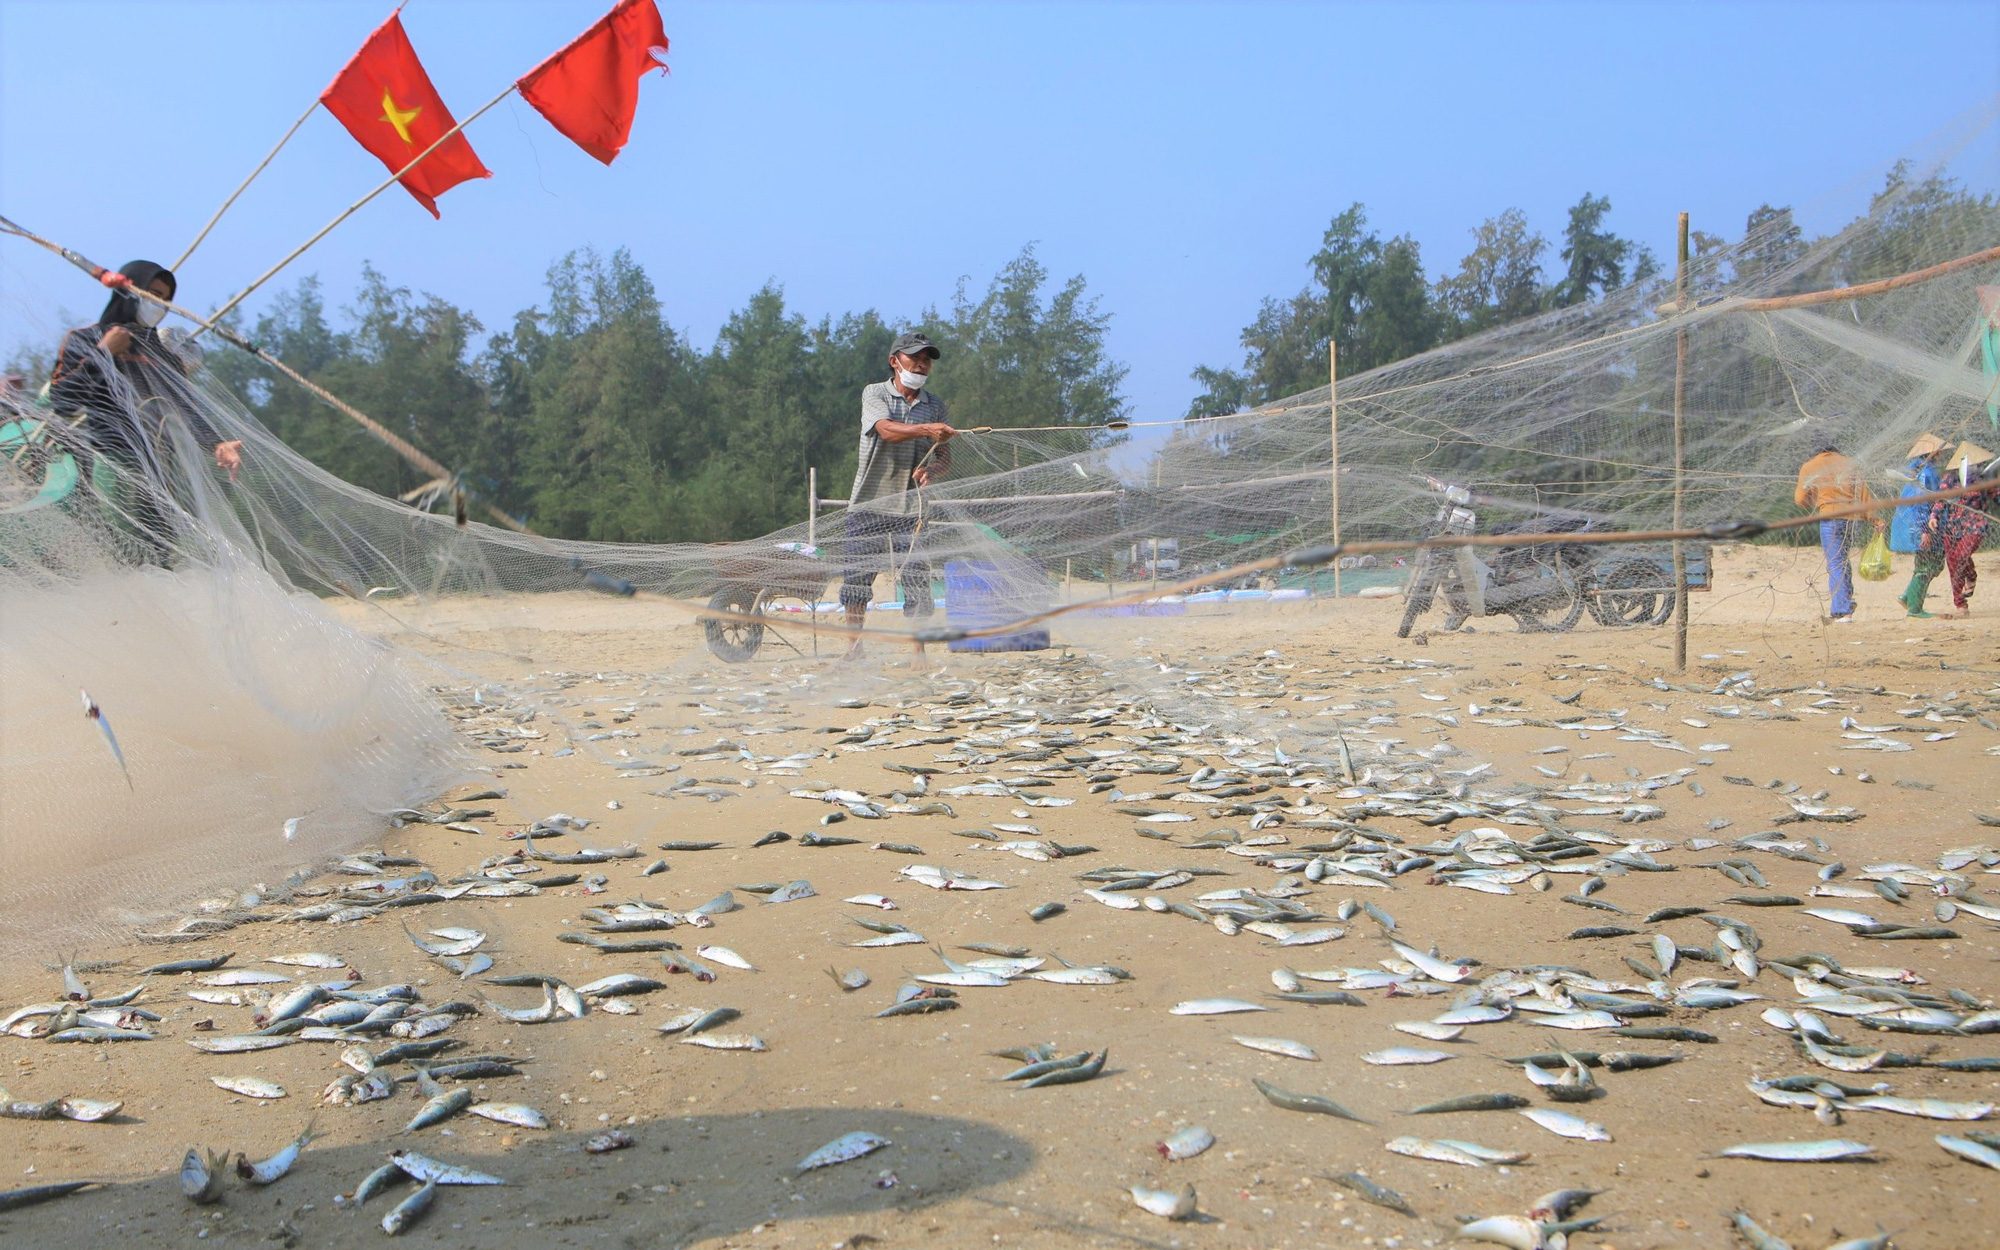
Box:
left=133, top=299, right=168, bottom=329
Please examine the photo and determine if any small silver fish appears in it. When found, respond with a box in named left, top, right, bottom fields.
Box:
left=1157, top=1125, right=1214, bottom=1161
left=211, top=1076, right=286, bottom=1100
left=181, top=1146, right=228, bottom=1204
left=1362, top=1047, right=1454, bottom=1066
left=798, top=1130, right=889, bottom=1172
left=1128, top=1183, right=1197, bottom=1220
left=236, top=1118, right=320, bottom=1184
left=1233, top=1035, right=1318, bottom=1060
left=1169, top=998, right=1268, bottom=1016
left=1719, top=1139, right=1875, bottom=1162
left=380, top=1179, right=437, bottom=1235
left=468, top=1102, right=548, bottom=1129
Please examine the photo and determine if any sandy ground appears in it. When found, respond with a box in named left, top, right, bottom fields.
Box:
left=2, top=545, right=1997, bottom=1250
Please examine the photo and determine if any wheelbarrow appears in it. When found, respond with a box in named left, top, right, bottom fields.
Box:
left=700, top=541, right=835, bottom=662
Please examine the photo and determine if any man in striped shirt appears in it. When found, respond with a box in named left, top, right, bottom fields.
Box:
left=842, top=331, right=958, bottom=657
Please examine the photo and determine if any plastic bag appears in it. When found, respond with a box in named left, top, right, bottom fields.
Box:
left=1857, top=529, right=1892, bottom=582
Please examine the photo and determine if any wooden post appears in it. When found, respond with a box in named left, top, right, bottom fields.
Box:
left=1673, top=212, right=1690, bottom=673
left=1329, top=339, right=1341, bottom=600
left=807, top=466, right=817, bottom=546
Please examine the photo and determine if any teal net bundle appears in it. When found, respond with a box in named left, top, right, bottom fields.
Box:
left=1, top=111, right=1995, bottom=955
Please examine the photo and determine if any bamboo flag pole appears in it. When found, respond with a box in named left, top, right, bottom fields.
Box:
left=1672, top=212, right=1690, bottom=673
left=189, top=83, right=518, bottom=343
left=1329, top=338, right=1341, bottom=601
left=171, top=98, right=321, bottom=271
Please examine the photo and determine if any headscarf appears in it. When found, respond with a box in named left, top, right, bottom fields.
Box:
left=99, top=260, right=177, bottom=326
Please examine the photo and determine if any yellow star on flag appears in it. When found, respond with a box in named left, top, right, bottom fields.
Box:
left=379, top=89, right=421, bottom=146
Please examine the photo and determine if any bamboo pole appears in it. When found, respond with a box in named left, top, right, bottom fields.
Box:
left=0, top=212, right=529, bottom=536
left=807, top=466, right=817, bottom=546
left=191, top=84, right=517, bottom=342
left=1673, top=212, right=1690, bottom=673
left=172, top=98, right=320, bottom=271
left=1329, top=338, right=1341, bottom=600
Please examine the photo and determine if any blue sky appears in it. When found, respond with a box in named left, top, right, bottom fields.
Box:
left=3, top=1, right=1997, bottom=424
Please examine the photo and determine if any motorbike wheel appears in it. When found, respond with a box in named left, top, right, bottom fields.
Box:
left=702, top=584, right=766, bottom=662
left=1508, top=571, right=1585, bottom=633
left=1397, top=557, right=1439, bottom=638
left=1588, top=558, right=1667, bottom=627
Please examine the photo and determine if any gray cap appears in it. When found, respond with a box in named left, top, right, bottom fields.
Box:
left=890, top=331, right=940, bottom=361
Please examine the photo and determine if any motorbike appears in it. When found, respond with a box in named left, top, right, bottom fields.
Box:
left=1396, top=477, right=1598, bottom=637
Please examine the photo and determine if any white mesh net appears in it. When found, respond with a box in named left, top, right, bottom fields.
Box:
left=1, top=109, right=1995, bottom=956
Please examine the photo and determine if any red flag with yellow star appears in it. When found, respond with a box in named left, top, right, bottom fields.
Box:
left=320, top=13, right=490, bottom=218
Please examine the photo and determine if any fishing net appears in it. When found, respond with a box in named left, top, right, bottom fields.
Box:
left=1, top=107, right=1996, bottom=956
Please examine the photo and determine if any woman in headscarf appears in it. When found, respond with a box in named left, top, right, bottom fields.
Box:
left=46, top=261, right=241, bottom=560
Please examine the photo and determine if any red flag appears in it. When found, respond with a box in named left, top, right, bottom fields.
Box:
left=517, top=0, right=669, bottom=165
left=320, top=13, right=491, bottom=218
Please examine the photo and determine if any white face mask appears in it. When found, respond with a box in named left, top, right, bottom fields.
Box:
left=134, top=299, right=167, bottom=329
left=897, top=367, right=928, bottom=391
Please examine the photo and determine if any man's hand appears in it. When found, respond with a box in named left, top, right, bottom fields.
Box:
left=100, top=325, right=134, bottom=356
left=214, top=440, right=243, bottom=480
left=925, top=423, right=957, bottom=441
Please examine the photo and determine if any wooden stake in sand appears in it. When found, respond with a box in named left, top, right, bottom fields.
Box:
left=1673, top=211, right=1690, bottom=673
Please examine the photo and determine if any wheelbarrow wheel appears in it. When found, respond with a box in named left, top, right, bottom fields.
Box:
left=703, top=585, right=765, bottom=662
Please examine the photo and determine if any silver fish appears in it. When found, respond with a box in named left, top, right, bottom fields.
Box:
left=1157, top=1125, right=1214, bottom=1161
left=1233, top=1035, right=1318, bottom=1060
left=211, top=1076, right=286, bottom=1100
left=1517, top=1108, right=1611, bottom=1141
left=468, top=1102, right=548, bottom=1129
left=1362, top=1047, right=1454, bottom=1066
left=181, top=1146, right=228, bottom=1204
left=1128, top=1183, right=1198, bottom=1220
left=1719, top=1139, right=1875, bottom=1162
left=1169, top=998, right=1268, bottom=1015
left=380, top=1179, right=437, bottom=1235
left=387, top=1149, right=507, bottom=1185
left=798, top=1130, right=889, bottom=1172
left=236, top=1118, right=320, bottom=1184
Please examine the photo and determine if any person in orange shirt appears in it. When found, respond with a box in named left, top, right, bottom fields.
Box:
left=1794, top=438, right=1881, bottom=622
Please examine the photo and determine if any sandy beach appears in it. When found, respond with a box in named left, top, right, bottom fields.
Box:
left=3, top=544, right=1996, bottom=1250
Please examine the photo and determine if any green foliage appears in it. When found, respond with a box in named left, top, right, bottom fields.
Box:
left=204, top=244, right=1123, bottom=543
left=1435, top=208, right=1549, bottom=336
left=1188, top=193, right=1657, bottom=417
left=1550, top=193, right=1635, bottom=308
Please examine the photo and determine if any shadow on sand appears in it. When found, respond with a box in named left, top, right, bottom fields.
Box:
left=0, top=1105, right=1034, bottom=1248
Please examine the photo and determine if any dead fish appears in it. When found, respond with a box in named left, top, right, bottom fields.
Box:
left=828, top=967, right=871, bottom=992
left=211, top=1076, right=286, bottom=1100
left=1127, top=1183, right=1197, bottom=1220
left=1023, top=1050, right=1107, bottom=1088
left=1362, top=1047, right=1455, bottom=1066
left=1157, top=1125, right=1215, bottom=1161
left=1234, top=1035, right=1318, bottom=1060
left=468, top=1102, right=548, bottom=1130
left=1405, top=1093, right=1528, bottom=1114
left=1719, top=1139, right=1876, bottom=1162
left=1518, top=1107, right=1611, bottom=1141
left=1456, top=1214, right=1550, bottom=1250
left=1252, top=1077, right=1370, bottom=1123
left=1322, top=1171, right=1416, bottom=1217
left=236, top=1118, right=321, bottom=1183
left=798, top=1130, right=889, bottom=1172
left=380, top=1179, right=437, bottom=1235
left=1170, top=998, right=1268, bottom=1016
left=181, top=1146, right=229, bottom=1204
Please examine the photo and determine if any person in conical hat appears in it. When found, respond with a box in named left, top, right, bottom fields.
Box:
left=1896, top=431, right=1953, bottom=616
left=1918, top=438, right=1996, bottom=618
